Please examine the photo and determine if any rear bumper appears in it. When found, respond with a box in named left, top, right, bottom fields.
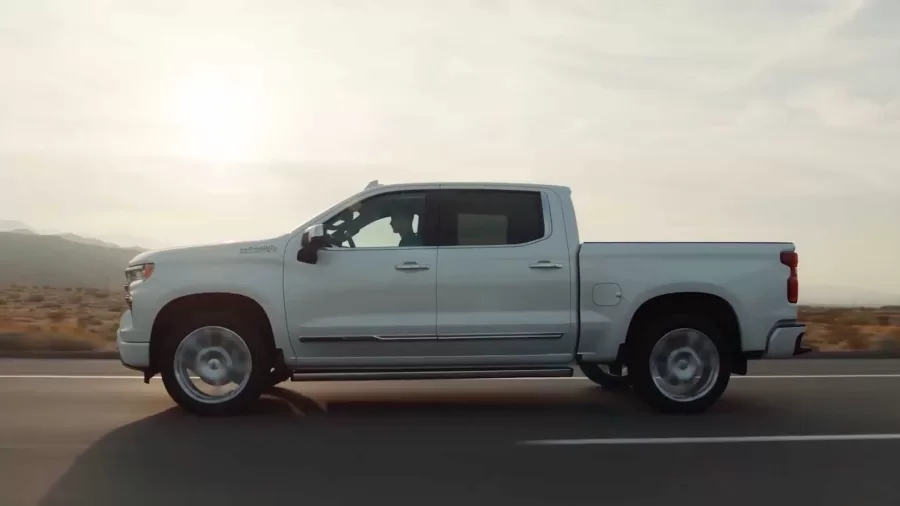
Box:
left=764, top=322, right=809, bottom=359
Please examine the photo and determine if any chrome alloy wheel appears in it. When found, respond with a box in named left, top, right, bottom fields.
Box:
left=648, top=327, right=720, bottom=403
left=173, top=326, right=253, bottom=404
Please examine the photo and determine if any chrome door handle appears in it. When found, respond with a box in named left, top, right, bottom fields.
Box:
left=529, top=261, right=563, bottom=269
left=395, top=262, right=430, bottom=271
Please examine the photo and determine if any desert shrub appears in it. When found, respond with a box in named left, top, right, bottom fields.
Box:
left=835, top=311, right=873, bottom=325
left=104, top=322, right=120, bottom=341
left=0, top=333, right=96, bottom=352
left=25, top=294, right=45, bottom=303
left=877, top=337, right=900, bottom=351
left=841, top=326, right=871, bottom=350
left=40, top=301, right=63, bottom=310
left=76, top=314, right=102, bottom=328
left=47, top=310, right=66, bottom=323
left=809, top=311, right=840, bottom=324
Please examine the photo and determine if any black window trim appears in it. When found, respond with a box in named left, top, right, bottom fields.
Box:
left=433, top=188, right=552, bottom=249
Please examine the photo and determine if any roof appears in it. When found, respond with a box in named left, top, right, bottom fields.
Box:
left=363, top=181, right=572, bottom=193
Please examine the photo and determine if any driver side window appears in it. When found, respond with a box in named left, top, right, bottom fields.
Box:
left=322, top=191, right=427, bottom=249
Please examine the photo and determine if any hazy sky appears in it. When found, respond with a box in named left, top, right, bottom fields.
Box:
left=1, top=0, right=898, bottom=298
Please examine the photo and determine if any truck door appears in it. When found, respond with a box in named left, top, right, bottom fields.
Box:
left=432, top=187, right=576, bottom=365
left=284, top=188, right=445, bottom=366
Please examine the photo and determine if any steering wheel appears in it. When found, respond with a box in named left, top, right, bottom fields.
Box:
left=324, top=209, right=365, bottom=248
left=323, top=225, right=356, bottom=248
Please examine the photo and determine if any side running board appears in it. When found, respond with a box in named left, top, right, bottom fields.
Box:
left=290, top=367, right=573, bottom=382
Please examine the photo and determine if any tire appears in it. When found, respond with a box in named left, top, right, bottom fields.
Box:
left=627, top=313, right=732, bottom=414
left=160, top=311, right=272, bottom=416
left=579, top=362, right=630, bottom=389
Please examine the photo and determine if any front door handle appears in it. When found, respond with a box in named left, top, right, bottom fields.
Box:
left=530, top=261, right=563, bottom=269
left=395, top=262, right=430, bottom=271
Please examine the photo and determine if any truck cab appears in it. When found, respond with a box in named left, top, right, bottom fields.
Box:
left=117, top=180, right=807, bottom=416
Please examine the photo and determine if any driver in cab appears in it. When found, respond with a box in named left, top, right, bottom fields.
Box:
left=390, top=208, right=421, bottom=247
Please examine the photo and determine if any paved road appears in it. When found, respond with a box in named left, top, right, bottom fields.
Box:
left=2, top=359, right=900, bottom=506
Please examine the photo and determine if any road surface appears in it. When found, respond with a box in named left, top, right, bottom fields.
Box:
left=2, top=358, right=900, bottom=506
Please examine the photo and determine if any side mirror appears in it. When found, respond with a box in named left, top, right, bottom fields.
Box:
left=300, top=224, right=325, bottom=248
left=297, top=224, right=326, bottom=264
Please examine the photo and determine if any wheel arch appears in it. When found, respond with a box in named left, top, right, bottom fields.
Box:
left=149, top=292, right=276, bottom=374
left=622, top=292, right=745, bottom=373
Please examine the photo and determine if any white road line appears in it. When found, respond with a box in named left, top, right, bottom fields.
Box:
left=486, top=374, right=900, bottom=380
left=519, top=433, right=900, bottom=446
left=734, top=374, right=900, bottom=379
left=2, top=373, right=900, bottom=380
left=0, top=375, right=145, bottom=379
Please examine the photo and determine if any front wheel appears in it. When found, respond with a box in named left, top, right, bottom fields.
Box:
left=160, top=312, right=271, bottom=416
left=628, top=313, right=732, bottom=414
left=579, top=362, right=630, bottom=389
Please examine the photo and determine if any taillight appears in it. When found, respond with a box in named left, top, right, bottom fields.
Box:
left=780, top=251, right=799, bottom=303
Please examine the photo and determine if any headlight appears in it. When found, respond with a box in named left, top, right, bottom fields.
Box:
left=125, top=263, right=155, bottom=284
left=124, top=263, right=154, bottom=310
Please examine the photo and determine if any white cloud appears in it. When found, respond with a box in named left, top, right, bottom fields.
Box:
left=786, top=84, right=899, bottom=129
left=1, top=0, right=899, bottom=298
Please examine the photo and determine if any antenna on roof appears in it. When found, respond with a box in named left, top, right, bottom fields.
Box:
left=365, top=180, right=381, bottom=190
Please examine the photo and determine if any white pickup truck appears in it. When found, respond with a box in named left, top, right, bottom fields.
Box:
left=117, top=180, right=808, bottom=416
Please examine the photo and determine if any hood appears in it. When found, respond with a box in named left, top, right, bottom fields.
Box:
left=127, top=234, right=292, bottom=266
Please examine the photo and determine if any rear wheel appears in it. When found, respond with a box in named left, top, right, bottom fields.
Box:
left=628, top=313, right=732, bottom=414
left=160, top=312, right=271, bottom=416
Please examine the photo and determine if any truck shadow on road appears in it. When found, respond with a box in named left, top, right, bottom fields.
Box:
left=36, top=386, right=785, bottom=506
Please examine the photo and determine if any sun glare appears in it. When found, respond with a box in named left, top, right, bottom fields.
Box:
left=172, top=72, right=261, bottom=163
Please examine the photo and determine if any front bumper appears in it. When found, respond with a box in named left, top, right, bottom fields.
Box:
left=117, top=311, right=150, bottom=369
left=764, top=322, right=809, bottom=358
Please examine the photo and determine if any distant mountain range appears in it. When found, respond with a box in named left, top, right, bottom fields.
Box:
left=0, top=220, right=165, bottom=251
left=0, top=231, right=143, bottom=290
left=0, top=220, right=34, bottom=233
left=0, top=221, right=162, bottom=290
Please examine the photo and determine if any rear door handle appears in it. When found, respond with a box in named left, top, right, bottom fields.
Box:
left=395, top=262, right=430, bottom=271
left=529, top=261, right=563, bottom=269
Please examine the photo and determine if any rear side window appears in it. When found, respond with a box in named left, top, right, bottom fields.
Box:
left=437, top=190, right=545, bottom=246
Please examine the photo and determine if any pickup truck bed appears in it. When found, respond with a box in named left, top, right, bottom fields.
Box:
left=577, top=241, right=804, bottom=364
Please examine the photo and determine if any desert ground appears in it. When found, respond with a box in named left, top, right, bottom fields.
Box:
left=1, top=284, right=899, bottom=353
left=0, top=285, right=124, bottom=351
